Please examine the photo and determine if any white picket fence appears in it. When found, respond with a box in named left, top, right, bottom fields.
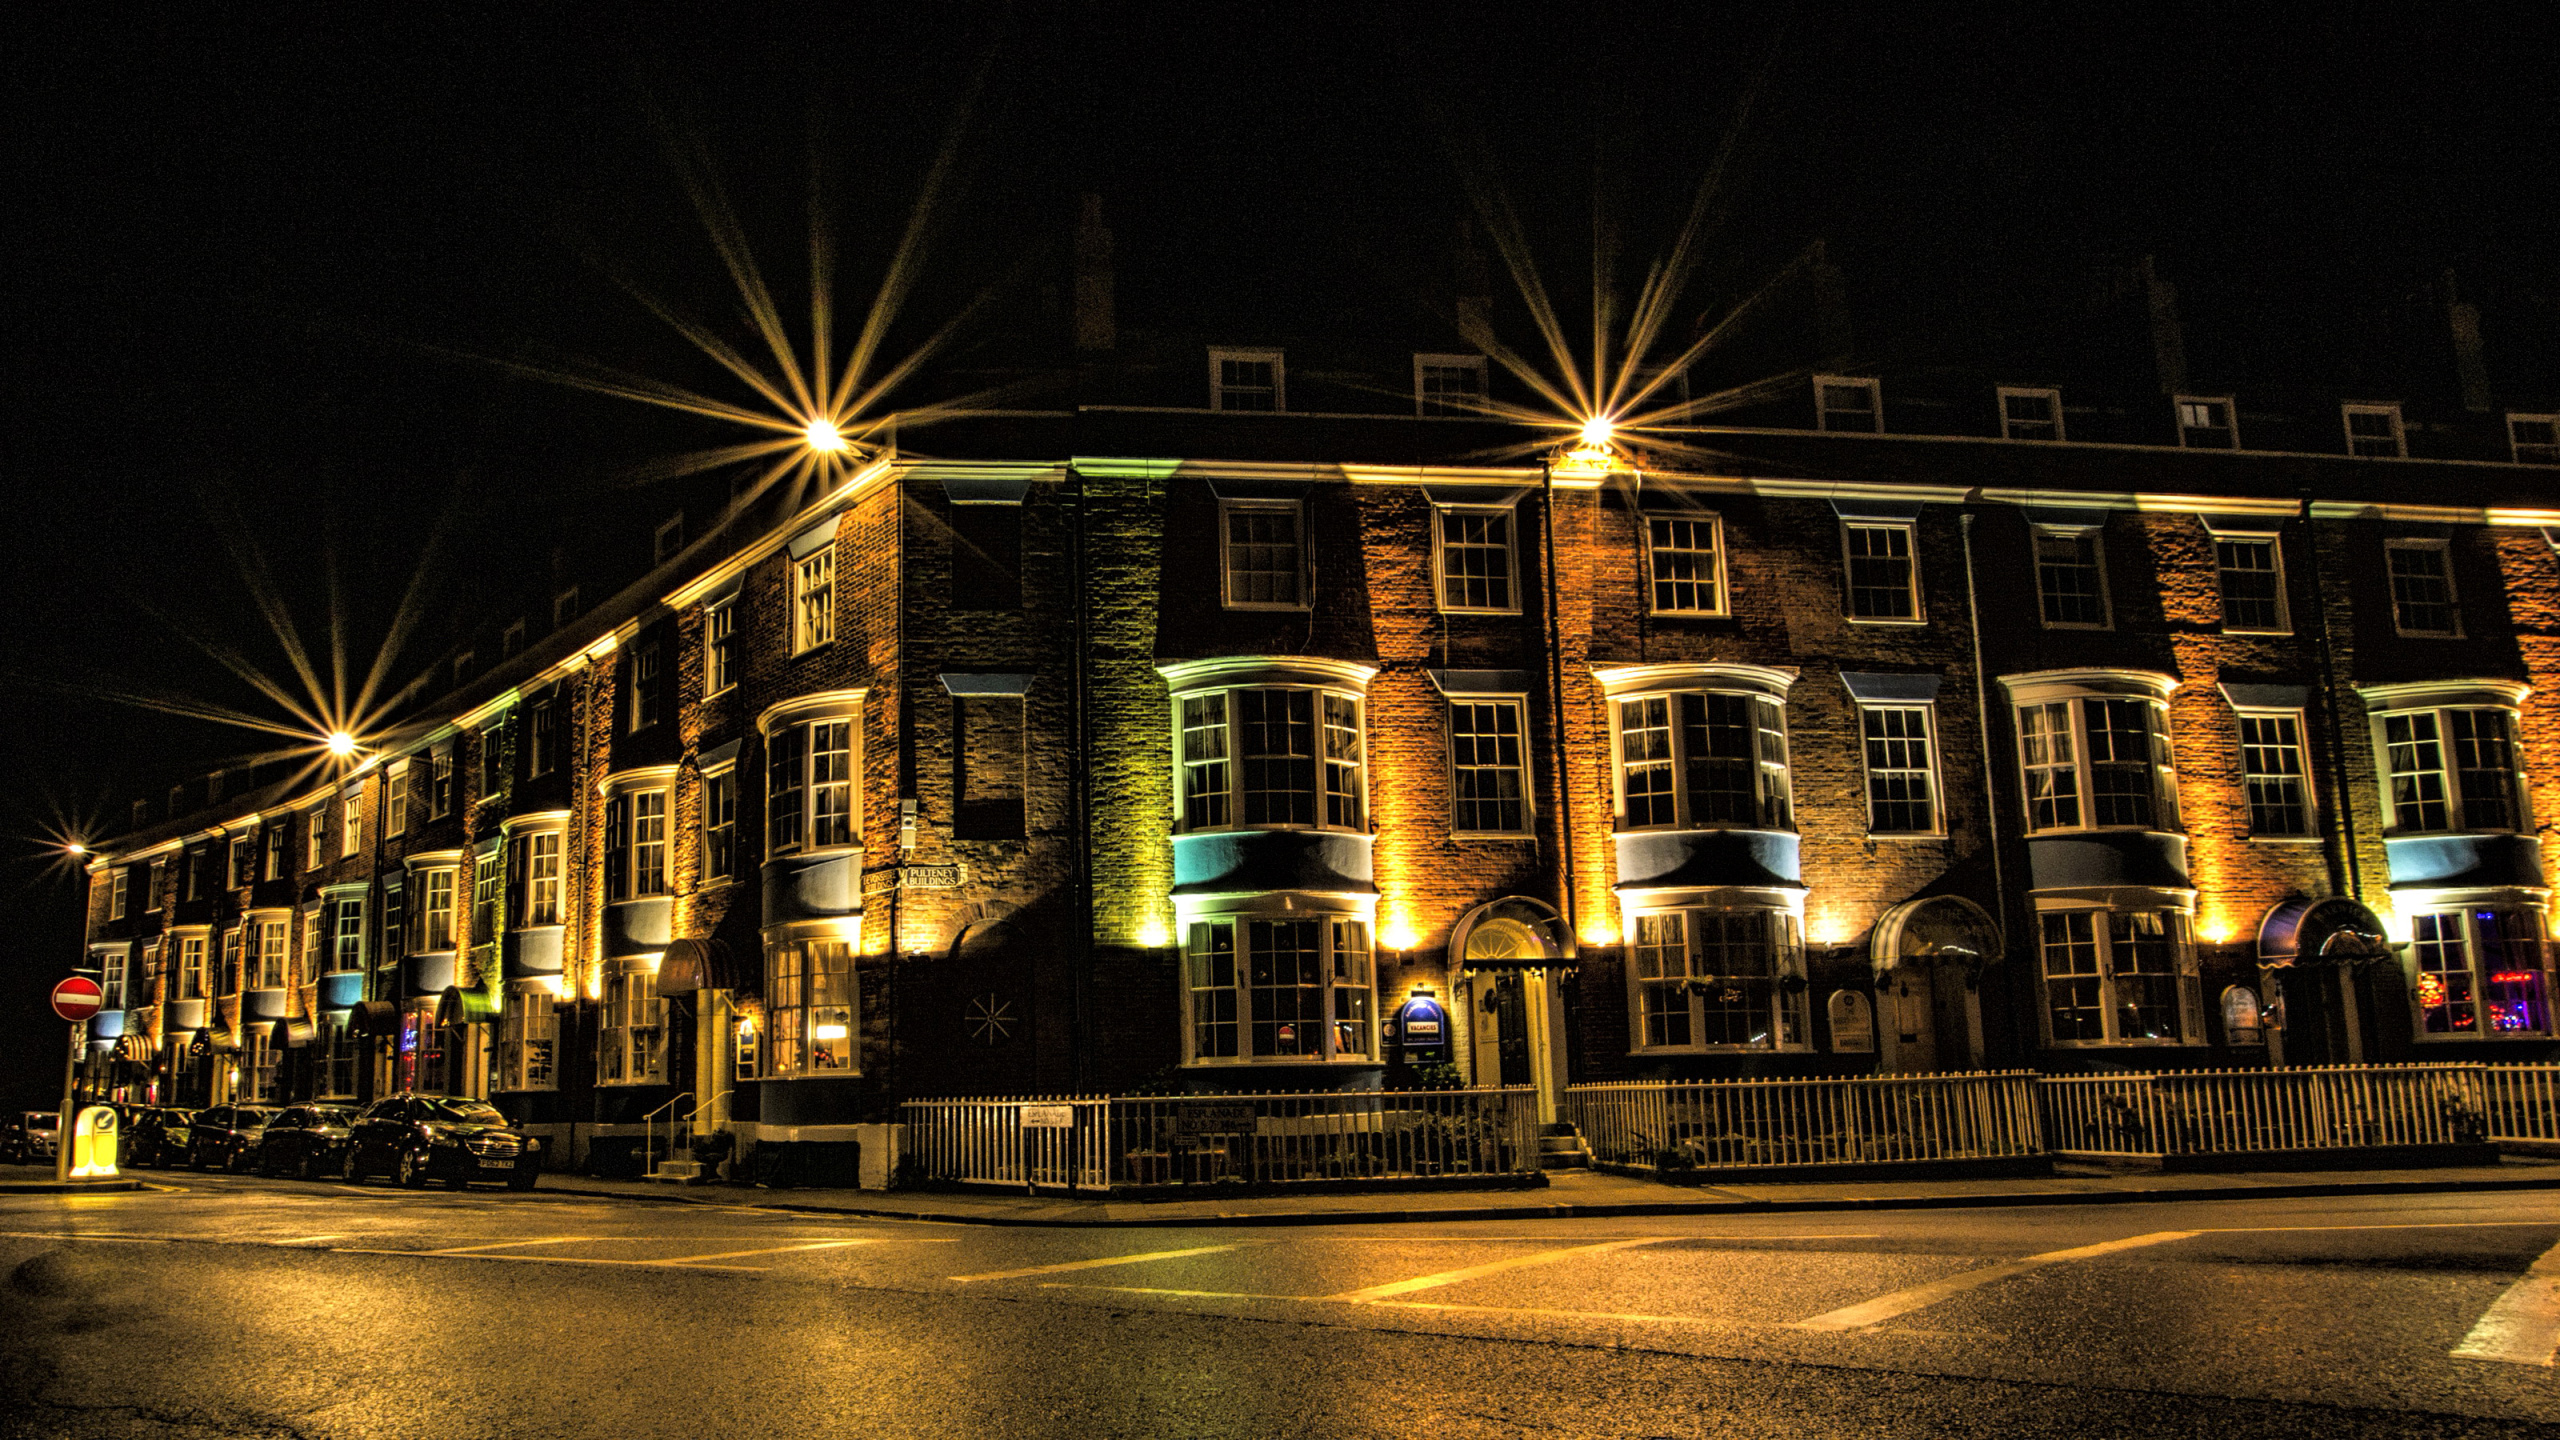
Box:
left=902, top=1064, right=2560, bottom=1189
left=900, top=1088, right=1538, bottom=1191
left=1564, top=1072, right=2044, bottom=1171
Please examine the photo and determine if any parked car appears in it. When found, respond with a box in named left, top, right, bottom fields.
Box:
left=187, top=1105, right=281, bottom=1171
left=255, top=1105, right=362, bottom=1180
left=347, top=1093, right=541, bottom=1191
left=2, top=1111, right=61, bottom=1164
left=127, top=1107, right=197, bottom=1168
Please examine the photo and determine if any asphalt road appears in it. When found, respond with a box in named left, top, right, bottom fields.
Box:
left=2, top=1173, right=2554, bottom=1439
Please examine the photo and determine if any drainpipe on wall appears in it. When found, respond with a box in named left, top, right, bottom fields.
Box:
left=2300, top=495, right=2362, bottom=905
left=1541, top=460, right=1579, bottom=945
left=1958, top=513, right=2011, bottom=959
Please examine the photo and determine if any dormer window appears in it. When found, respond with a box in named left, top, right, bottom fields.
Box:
left=1998, top=387, right=2064, bottom=441
left=2343, top=403, right=2405, bottom=458
left=1209, top=348, right=1285, bottom=412
left=2175, top=395, right=2237, bottom=449
left=1814, top=375, right=1880, bottom=433
left=1414, top=353, right=1487, bottom=416
left=2508, top=413, right=2558, bottom=465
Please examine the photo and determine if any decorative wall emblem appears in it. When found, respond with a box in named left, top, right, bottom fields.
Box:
left=966, top=993, right=1015, bottom=1046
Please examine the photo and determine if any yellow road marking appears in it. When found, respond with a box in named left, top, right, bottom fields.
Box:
left=426, top=1236, right=605, bottom=1256
left=2453, top=1237, right=2560, bottom=1367
left=1330, top=1238, right=1671, bottom=1303
left=951, top=1244, right=1240, bottom=1284
left=1793, top=1230, right=2198, bottom=1333
left=645, top=1239, right=879, bottom=1266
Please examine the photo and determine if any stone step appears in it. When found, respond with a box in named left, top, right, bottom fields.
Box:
left=644, top=1160, right=705, bottom=1184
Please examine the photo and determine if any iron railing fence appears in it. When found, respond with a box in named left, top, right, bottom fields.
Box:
left=2481, top=1064, right=2560, bottom=1145
left=1562, top=1071, right=2044, bottom=1171
left=899, top=1088, right=1539, bottom=1191
left=2037, top=1063, right=2496, bottom=1159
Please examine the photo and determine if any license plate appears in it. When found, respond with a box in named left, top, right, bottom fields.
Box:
left=479, top=1159, right=514, bottom=1170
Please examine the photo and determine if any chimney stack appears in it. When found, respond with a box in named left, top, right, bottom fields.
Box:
left=1074, top=194, right=1116, bottom=353
left=2442, top=270, right=2493, bottom=412
left=1454, top=220, right=1494, bottom=346
left=2139, top=255, right=2189, bottom=395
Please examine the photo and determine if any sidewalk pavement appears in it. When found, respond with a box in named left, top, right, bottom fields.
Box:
left=530, top=1156, right=2560, bottom=1228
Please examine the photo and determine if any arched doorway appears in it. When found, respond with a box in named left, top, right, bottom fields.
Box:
left=2256, top=896, right=2393, bottom=1066
left=1868, top=895, right=2001, bottom=1073
left=1449, top=898, right=1575, bottom=1122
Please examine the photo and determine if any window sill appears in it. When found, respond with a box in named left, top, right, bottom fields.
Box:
left=1451, top=831, right=1539, bottom=842
left=2039, top=621, right=2114, bottom=632
left=1843, top=615, right=1927, bottom=627
left=2246, top=835, right=2325, bottom=844
left=1648, top=609, right=1735, bottom=621
left=1437, top=607, right=1525, bottom=618
left=790, top=640, right=836, bottom=659
left=761, top=1070, right=864, bottom=1081
left=1865, top=832, right=1947, bottom=843
left=1223, top=602, right=1313, bottom=614
left=1181, top=1057, right=1382, bottom=1068
left=2220, top=626, right=2292, bottom=637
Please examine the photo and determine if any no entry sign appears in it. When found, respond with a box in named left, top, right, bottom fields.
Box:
left=50, top=976, right=103, bottom=1024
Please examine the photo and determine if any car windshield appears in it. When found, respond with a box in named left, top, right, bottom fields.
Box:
left=420, top=1099, right=506, bottom=1126
left=236, top=1110, right=279, bottom=1126
left=313, top=1108, right=358, bottom=1125
left=28, top=1115, right=59, bottom=1131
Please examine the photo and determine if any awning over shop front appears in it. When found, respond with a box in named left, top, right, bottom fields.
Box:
left=351, top=999, right=401, bottom=1037
left=656, top=937, right=747, bottom=994
left=436, top=986, right=500, bottom=1027
left=113, top=1030, right=159, bottom=1064
left=2258, top=896, right=2396, bottom=967
left=189, top=1028, right=240, bottom=1057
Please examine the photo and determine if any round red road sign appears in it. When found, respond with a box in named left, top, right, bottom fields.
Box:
left=50, top=976, right=103, bottom=1023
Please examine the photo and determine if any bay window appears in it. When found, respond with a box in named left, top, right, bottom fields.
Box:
left=1174, top=685, right=1367, bottom=833
left=252, top=917, right=288, bottom=990
left=2410, top=907, right=2554, bottom=1038
left=1613, top=687, right=1792, bottom=831
left=1183, top=916, right=1377, bottom=1064
left=2037, top=908, right=2201, bottom=1046
left=414, top=866, right=457, bottom=952
left=1628, top=907, right=1808, bottom=1051
left=762, top=700, right=864, bottom=857
left=598, top=967, right=667, bottom=1085
left=497, top=997, right=559, bottom=1090
left=2002, top=673, right=2181, bottom=835
left=2379, top=707, right=2523, bottom=834
left=605, top=788, right=671, bottom=900
left=763, top=940, right=857, bottom=1077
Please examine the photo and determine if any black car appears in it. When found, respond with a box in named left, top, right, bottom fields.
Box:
left=127, top=1107, right=197, bottom=1168
left=254, top=1105, right=362, bottom=1180
left=347, top=1094, right=541, bottom=1191
left=187, top=1105, right=281, bottom=1171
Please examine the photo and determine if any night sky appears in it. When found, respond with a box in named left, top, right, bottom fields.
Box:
left=3, top=3, right=2550, bottom=1104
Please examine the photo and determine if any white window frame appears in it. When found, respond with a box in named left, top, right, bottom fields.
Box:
left=1431, top=503, right=1522, bottom=615
left=703, top=596, right=737, bottom=697
left=415, top=865, right=458, bottom=953
left=597, top=966, right=667, bottom=1086
left=760, top=692, right=868, bottom=859
left=241, top=1030, right=281, bottom=1104
left=2034, top=904, right=2203, bottom=1048
left=108, top=870, right=129, bottom=921
left=2368, top=695, right=2529, bottom=837
left=305, top=806, right=326, bottom=870
left=1446, top=694, right=1533, bottom=837
left=2000, top=673, right=2182, bottom=837
left=2408, top=906, right=2556, bottom=1040
left=2505, top=412, right=2558, bottom=465
left=97, top=945, right=130, bottom=1010
left=1813, top=374, right=1881, bottom=433
left=2342, top=402, right=2405, bottom=458
left=520, top=828, right=564, bottom=925
left=2174, top=394, right=2239, bottom=449
left=1180, top=913, right=1377, bottom=1066
left=1856, top=703, right=1943, bottom=838
left=1601, top=668, right=1797, bottom=834
left=1218, top=498, right=1308, bottom=611
left=2210, top=530, right=2290, bottom=634
left=385, top=760, right=411, bottom=838
left=762, top=939, right=859, bottom=1078
left=606, top=786, right=671, bottom=901
left=1625, top=906, right=1811, bottom=1054
left=1997, top=385, right=2065, bottom=441
left=1172, top=684, right=1368, bottom=835
left=181, top=932, right=210, bottom=1002
left=699, top=764, right=738, bottom=886
left=629, top=641, right=663, bottom=733
left=331, top=895, right=366, bottom=973
left=792, top=548, right=836, bottom=654
left=251, top=915, right=289, bottom=991
left=2384, top=538, right=2462, bottom=638
left=2031, top=524, right=2112, bottom=630
left=1208, top=347, right=1286, bottom=412
left=1840, top=519, right=1923, bottom=624
left=340, top=784, right=364, bottom=858
left=496, top=998, right=560, bottom=1092
left=1413, top=352, right=1488, bottom=417
left=300, top=906, right=323, bottom=987
left=2233, top=708, right=2317, bottom=840
left=1645, top=512, right=1729, bottom=617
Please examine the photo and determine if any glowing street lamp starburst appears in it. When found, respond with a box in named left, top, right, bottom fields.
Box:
left=803, top=418, right=849, bottom=454
left=325, top=730, right=359, bottom=759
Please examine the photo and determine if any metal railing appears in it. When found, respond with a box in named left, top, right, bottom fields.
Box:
left=2038, top=1064, right=2494, bottom=1159
left=2482, top=1065, right=2560, bottom=1145
left=1563, top=1072, right=2043, bottom=1171
left=900, top=1088, right=1539, bottom=1191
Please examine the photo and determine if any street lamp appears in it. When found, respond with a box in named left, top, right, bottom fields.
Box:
left=324, top=730, right=358, bottom=759
left=803, top=418, right=849, bottom=454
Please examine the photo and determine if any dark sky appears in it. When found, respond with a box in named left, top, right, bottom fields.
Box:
left=2, top=3, right=2551, bottom=1099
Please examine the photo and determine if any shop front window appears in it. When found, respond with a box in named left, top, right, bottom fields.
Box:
left=1183, top=917, right=1377, bottom=1064
left=1629, top=909, right=1808, bottom=1051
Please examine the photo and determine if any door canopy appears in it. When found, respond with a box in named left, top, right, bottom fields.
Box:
left=1868, top=895, right=2002, bottom=981
left=1450, top=897, right=1576, bottom=975
left=2257, top=896, right=2394, bottom=968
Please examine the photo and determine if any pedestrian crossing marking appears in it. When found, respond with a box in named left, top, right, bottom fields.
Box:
left=2452, top=1236, right=2560, bottom=1367
left=1793, top=1230, right=2198, bottom=1332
